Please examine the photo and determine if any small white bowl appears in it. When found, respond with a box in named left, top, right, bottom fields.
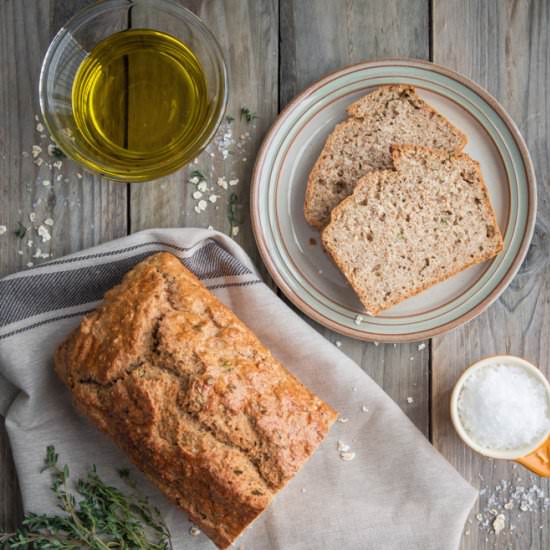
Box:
left=450, top=355, right=550, bottom=460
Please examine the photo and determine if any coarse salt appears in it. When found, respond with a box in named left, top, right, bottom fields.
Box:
left=458, top=364, right=550, bottom=451
left=337, top=440, right=350, bottom=452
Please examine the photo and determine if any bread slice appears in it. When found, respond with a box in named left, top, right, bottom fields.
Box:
left=321, top=145, right=504, bottom=315
left=304, top=85, right=467, bottom=228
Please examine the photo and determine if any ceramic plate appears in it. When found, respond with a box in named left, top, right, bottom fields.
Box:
left=251, top=59, right=536, bottom=342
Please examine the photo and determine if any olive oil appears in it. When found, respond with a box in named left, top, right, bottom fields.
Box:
left=71, top=29, right=209, bottom=180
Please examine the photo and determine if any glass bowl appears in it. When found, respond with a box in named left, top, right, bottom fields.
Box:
left=39, top=0, right=228, bottom=182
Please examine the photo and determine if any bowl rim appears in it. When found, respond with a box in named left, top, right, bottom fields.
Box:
left=38, top=0, right=228, bottom=182
left=450, top=355, right=550, bottom=460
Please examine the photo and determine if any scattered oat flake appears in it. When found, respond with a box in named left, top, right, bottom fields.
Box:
left=337, top=441, right=350, bottom=452
left=198, top=200, right=207, bottom=211
left=504, top=501, right=513, bottom=510
left=44, top=218, right=54, bottom=226
left=217, top=177, right=228, bottom=190
left=340, top=451, right=356, bottom=462
left=354, top=315, right=363, bottom=325
left=301, top=488, right=307, bottom=493
left=229, top=179, right=239, bottom=186
left=208, top=194, right=218, bottom=203
left=27, top=240, right=33, bottom=248
left=198, top=181, right=208, bottom=193
left=335, top=340, right=342, bottom=348
left=57, top=174, right=63, bottom=181
left=231, top=225, right=240, bottom=237
left=33, top=248, right=50, bottom=259
left=26, top=261, right=34, bottom=268
left=192, top=190, right=203, bottom=199
left=417, top=342, right=426, bottom=351
left=29, top=212, right=37, bottom=223
left=189, top=526, right=201, bottom=537
left=53, top=160, right=63, bottom=170
left=207, top=225, right=214, bottom=230
left=31, top=145, right=42, bottom=158
left=189, top=176, right=199, bottom=184
left=374, top=341, right=379, bottom=346
left=42, top=179, right=51, bottom=187
left=338, top=417, right=349, bottom=423
left=352, top=386, right=357, bottom=392
left=361, top=405, right=369, bottom=412
left=76, top=173, right=83, bottom=179
left=36, top=122, right=44, bottom=132
left=194, top=205, right=201, bottom=214
left=407, top=397, right=414, bottom=404
left=492, top=514, right=505, bottom=535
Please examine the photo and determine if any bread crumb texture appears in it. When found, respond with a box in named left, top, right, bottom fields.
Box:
left=321, top=145, right=504, bottom=315
left=304, top=85, right=467, bottom=228
left=54, top=252, right=337, bottom=549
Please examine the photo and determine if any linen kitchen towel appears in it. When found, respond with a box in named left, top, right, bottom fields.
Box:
left=0, top=228, right=477, bottom=550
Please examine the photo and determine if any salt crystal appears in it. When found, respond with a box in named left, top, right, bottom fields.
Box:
left=492, top=514, right=505, bottom=535
left=301, top=488, right=307, bottom=493
left=361, top=405, right=369, bottom=412
left=407, top=397, right=414, bottom=404
left=189, top=526, right=201, bottom=536
left=338, top=417, right=349, bottom=423
left=335, top=340, right=342, bottom=348
left=354, top=315, right=363, bottom=325
left=457, top=364, right=550, bottom=451
left=26, top=261, right=34, bottom=268
left=231, top=226, right=240, bottom=237
left=0, top=225, right=6, bottom=235
left=37, top=225, right=51, bottom=242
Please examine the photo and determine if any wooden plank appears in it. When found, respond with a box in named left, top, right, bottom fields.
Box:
left=0, top=0, right=127, bottom=531
left=432, top=1, right=550, bottom=548
left=130, top=0, right=279, bottom=278
left=279, top=0, right=431, bottom=434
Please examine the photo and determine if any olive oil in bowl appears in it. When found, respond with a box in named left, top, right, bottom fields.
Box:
left=71, top=29, right=210, bottom=180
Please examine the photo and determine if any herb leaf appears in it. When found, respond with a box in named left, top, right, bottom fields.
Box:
left=0, top=446, right=173, bottom=549
left=14, top=222, right=27, bottom=239
left=240, top=107, right=257, bottom=123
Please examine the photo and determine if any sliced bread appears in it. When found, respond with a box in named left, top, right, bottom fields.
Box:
left=321, top=145, right=504, bottom=315
left=304, top=85, right=467, bottom=228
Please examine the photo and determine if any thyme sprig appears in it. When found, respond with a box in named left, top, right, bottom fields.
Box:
left=240, top=107, right=257, bottom=123
left=228, top=192, right=244, bottom=232
left=0, top=446, right=173, bottom=549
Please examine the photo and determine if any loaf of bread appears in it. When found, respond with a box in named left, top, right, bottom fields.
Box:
left=304, top=85, right=467, bottom=228
left=321, top=145, right=504, bottom=315
left=54, top=252, right=337, bottom=549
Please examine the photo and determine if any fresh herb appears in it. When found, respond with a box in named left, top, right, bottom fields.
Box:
left=0, top=446, right=173, bottom=549
left=225, top=115, right=235, bottom=123
left=51, top=146, right=66, bottom=159
left=240, top=107, right=257, bottom=123
left=228, top=193, right=244, bottom=230
left=14, top=222, right=27, bottom=239
left=190, top=169, right=206, bottom=181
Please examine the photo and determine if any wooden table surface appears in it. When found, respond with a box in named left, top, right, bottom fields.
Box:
left=0, top=1, right=548, bottom=548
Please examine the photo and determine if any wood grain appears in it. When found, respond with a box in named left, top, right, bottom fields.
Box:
left=0, top=0, right=127, bottom=531
left=432, top=0, right=550, bottom=548
left=279, top=0, right=431, bottom=435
